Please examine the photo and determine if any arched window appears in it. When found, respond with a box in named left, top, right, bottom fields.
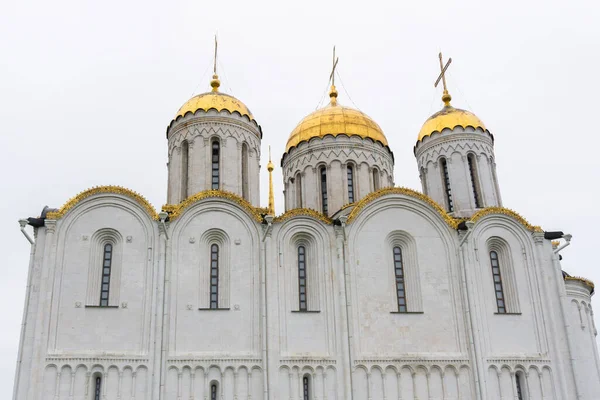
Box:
left=393, top=246, right=407, bottom=312
left=210, top=382, right=218, bottom=400
left=100, top=243, right=113, bottom=307
left=490, top=251, right=506, bottom=313
left=515, top=371, right=526, bottom=400
left=298, top=246, right=307, bottom=311
left=347, top=165, right=355, bottom=203
left=440, top=158, right=454, bottom=212
left=296, top=173, right=303, bottom=208
left=303, top=374, right=311, bottom=400
left=320, top=167, right=328, bottom=215
left=181, top=140, right=189, bottom=199
left=241, top=143, right=249, bottom=200
left=421, top=167, right=428, bottom=195
left=467, top=154, right=483, bottom=208
left=373, top=168, right=380, bottom=191
left=94, top=376, right=102, bottom=400
left=210, top=244, right=219, bottom=309
left=211, top=140, right=220, bottom=190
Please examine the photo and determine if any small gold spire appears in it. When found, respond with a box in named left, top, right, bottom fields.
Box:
left=210, top=35, right=220, bottom=92
left=329, top=46, right=340, bottom=106
left=267, top=146, right=275, bottom=216
left=435, top=52, right=453, bottom=107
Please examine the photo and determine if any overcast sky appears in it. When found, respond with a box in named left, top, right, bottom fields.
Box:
left=1, top=0, right=599, bottom=396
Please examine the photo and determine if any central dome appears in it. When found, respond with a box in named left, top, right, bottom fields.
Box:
left=285, top=88, right=388, bottom=152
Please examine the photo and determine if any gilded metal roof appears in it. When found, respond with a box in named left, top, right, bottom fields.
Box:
left=285, top=88, right=388, bottom=152
left=418, top=105, right=487, bottom=142
left=173, top=75, right=255, bottom=123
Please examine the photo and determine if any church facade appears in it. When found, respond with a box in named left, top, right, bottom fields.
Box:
left=12, top=58, right=600, bottom=400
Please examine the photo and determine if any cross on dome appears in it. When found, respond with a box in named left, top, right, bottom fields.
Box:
left=329, top=46, right=340, bottom=105
left=435, top=52, right=453, bottom=106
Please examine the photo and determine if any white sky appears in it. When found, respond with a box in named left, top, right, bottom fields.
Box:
left=1, top=0, right=599, bottom=396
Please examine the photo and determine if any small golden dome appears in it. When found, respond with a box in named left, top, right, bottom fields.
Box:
left=285, top=88, right=388, bottom=152
left=173, top=75, right=255, bottom=123
left=418, top=102, right=487, bottom=142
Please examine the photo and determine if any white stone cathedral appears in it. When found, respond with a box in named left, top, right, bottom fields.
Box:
left=13, top=54, right=600, bottom=400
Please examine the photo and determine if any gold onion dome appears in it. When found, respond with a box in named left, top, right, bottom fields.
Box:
left=417, top=92, right=487, bottom=142
left=285, top=85, right=388, bottom=152
left=173, top=74, right=255, bottom=123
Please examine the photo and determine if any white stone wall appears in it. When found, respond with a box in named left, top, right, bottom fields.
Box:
left=415, top=128, right=501, bottom=217
left=564, top=279, right=600, bottom=398
left=14, top=189, right=600, bottom=399
left=167, top=110, right=262, bottom=206
left=281, top=135, right=394, bottom=215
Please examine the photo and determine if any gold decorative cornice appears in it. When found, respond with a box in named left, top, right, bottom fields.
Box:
left=345, top=188, right=544, bottom=234
left=470, top=207, right=543, bottom=233
left=346, top=187, right=458, bottom=228
left=273, top=208, right=333, bottom=225
left=163, top=190, right=263, bottom=222
left=565, top=276, right=595, bottom=292
left=45, top=186, right=159, bottom=220
left=339, top=202, right=356, bottom=211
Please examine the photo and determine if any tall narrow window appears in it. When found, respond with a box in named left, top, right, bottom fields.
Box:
left=181, top=141, right=189, bottom=199
left=347, top=165, right=355, bottom=203
left=440, top=158, right=454, bottom=212
left=490, top=251, right=506, bottom=313
left=211, top=141, right=220, bottom=190
left=298, top=246, right=307, bottom=311
left=296, top=173, right=303, bottom=208
left=421, top=167, right=428, bottom=195
left=303, top=375, right=310, bottom=400
left=210, top=244, right=219, bottom=309
left=320, top=167, right=328, bottom=215
left=241, top=143, right=249, bottom=200
left=94, top=376, right=102, bottom=400
left=515, top=372, right=525, bottom=400
left=100, top=243, right=112, bottom=307
left=468, top=154, right=483, bottom=208
left=373, top=168, right=380, bottom=191
left=393, top=246, right=407, bottom=312
left=210, top=383, right=218, bottom=400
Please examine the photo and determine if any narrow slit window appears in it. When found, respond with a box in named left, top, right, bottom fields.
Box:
left=347, top=165, right=355, bottom=203
left=393, top=246, right=407, bottom=312
left=516, top=372, right=525, bottom=400
left=210, top=244, right=219, bottom=309
left=303, top=375, right=310, bottom=400
left=421, top=167, right=428, bottom=195
left=210, top=383, right=218, bottom=400
left=100, top=243, right=112, bottom=307
left=320, top=167, right=328, bottom=215
left=241, top=143, right=249, bottom=200
left=440, top=158, right=454, bottom=212
left=94, top=376, right=101, bottom=400
left=296, top=173, right=303, bottom=208
left=468, top=154, right=483, bottom=208
left=490, top=251, right=506, bottom=313
left=211, top=141, right=220, bottom=190
left=373, top=168, right=380, bottom=191
left=298, top=246, right=307, bottom=311
left=181, top=140, right=189, bottom=199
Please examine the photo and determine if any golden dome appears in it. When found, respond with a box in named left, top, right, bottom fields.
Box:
left=417, top=93, right=487, bottom=142
left=285, top=86, right=388, bottom=152
left=173, top=74, right=255, bottom=122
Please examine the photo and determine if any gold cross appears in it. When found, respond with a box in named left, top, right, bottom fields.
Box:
left=434, top=52, right=453, bottom=106
left=329, top=46, right=339, bottom=87
left=329, top=46, right=339, bottom=105
left=213, top=35, right=218, bottom=75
